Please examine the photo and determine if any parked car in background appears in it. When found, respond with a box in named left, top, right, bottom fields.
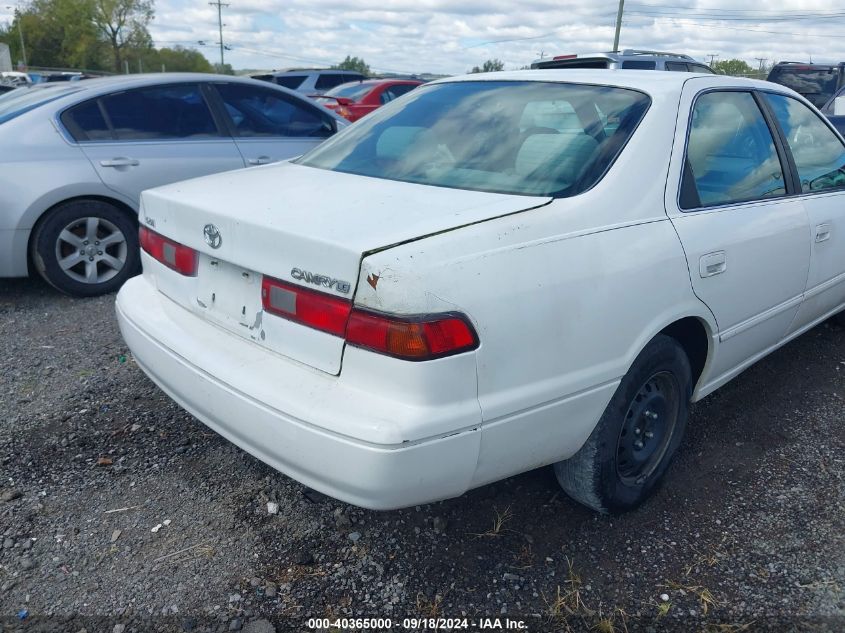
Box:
left=315, top=79, right=423, bottom=121
left=767, top=61, right=845, bottom=109
left=531, top=49, right=713, bottom=73
left=251, top=69, right=367, bottom=96
left=819, top=85, right=845, bottom=136
left=0, top=70, right=32, bottom=86
left=0, top=73, right=346, bottom=296
left=116, top=70, right=845, bottom=514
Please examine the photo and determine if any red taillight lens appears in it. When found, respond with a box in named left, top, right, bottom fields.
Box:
left=139, top=226, right=198, bottom=276
left=261, top=276, right=351, bottom=337
left=261, top=275, right=479, bottom=360
left=346, top=310, right=478, bottom=361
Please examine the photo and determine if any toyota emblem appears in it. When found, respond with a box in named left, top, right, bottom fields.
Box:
left=203, top=224, right=222, bottom=249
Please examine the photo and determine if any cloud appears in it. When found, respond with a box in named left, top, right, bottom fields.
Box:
left=6, top=0, right=844, bottom=74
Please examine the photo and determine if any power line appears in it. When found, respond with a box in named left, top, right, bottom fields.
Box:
left=629, top=3, right=845, bottom=13
left=627, top=9, right=845, bottom=22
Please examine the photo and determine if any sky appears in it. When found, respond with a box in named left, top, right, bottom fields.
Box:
left=3, top=1, right=845, bottom=74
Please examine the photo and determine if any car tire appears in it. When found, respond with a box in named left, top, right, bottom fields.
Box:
left=32, top=199, right=140, bottom=297
left=554, top=334, right=692, bottom=514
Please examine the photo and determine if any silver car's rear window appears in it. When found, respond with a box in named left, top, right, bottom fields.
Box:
left=297, top=80, right=650, bottom=197
left=0, top=84, right=80, bottom=124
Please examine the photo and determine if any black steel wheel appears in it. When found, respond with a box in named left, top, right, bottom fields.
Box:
left=555, top=334, right=692, bottom=514
left=616, top=371, right=680, bottom=486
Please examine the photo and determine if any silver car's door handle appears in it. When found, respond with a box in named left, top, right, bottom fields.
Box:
left=815, top=223, right=832, bottom=243
left=99, top=157, right=140, bottom=167
left=247, top=156, right=272, bottom=165
left=699, top=251, right=727, bottom=278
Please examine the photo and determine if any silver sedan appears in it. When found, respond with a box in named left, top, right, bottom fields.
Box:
left=0, top=73, right=346, bottom=296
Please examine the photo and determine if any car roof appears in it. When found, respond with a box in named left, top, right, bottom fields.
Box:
left=2, top=72, right=347, bottom=121
left=266, top=69, right=365, bottom=76
left=11, top=72, right=328, bottom=100
left=432, top=69, right=779, bottom=96
left=334, top=78, right=422, bottom=87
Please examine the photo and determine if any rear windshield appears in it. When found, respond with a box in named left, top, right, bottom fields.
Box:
left=317, top=82, right=372, bottom=103
left=767, top=67, right=841, bottom=108
left=0, top=84, right=79, bottom=124
left=297, top=80, right=650, bottom=197
left=533, top=59, right=610, bottom=70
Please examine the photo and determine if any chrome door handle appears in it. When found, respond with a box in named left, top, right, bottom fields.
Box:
left=99, top=157, right=140, bottom=167
left=699, top=251, right=727, bottom=278
left=815, top=223, right=832, bottom=243
left=247, top=156, right=272, bottom=165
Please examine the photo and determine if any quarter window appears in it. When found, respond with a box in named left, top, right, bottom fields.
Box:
left=214, top=83, right=333, bottom=138
left=273, top=75, right=306, bottom=90
left=681, top=91, right=786, bottom=209
left=61, top=99, right=111, bottom=141
left=764, top=93, right=845, bottom=193
left=100, top=84, right=219, bottom=140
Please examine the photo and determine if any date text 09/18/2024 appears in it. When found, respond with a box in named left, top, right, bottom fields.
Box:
left=305, top=617, right=529, bottom=630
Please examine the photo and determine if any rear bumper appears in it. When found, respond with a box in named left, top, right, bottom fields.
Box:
left=115, top=275, right=481, bottom=509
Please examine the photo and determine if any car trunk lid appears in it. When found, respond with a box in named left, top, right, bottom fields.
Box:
left=140, top=161, right=551, bottom=374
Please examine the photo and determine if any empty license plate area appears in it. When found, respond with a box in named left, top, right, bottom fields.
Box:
left=196, top=255, right=262, bottom=335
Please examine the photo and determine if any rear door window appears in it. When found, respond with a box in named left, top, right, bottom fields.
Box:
left=689, top=63, right=714, bottom=74
left=214, top=82, right=334, bottom=138
left=380, top=84, right=416, bottom=104
left=681, top=91, right=786, bottom=208
left=99, top=84, right=220, bottom=140
left=621, top=60, right=656, bottom=70
left=665, top=62, right=690, bottom=72
left=764, top=92, right=845, bottom=192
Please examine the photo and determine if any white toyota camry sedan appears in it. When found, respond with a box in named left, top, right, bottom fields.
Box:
left=116, top=70, right=845, bottom=513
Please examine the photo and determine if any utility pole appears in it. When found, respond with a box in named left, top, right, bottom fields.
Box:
left=209, top=0, right=229, bottom=70
left=5, top=5, right=26, bottom=68
left=708, top=53, right=719, bottom=66
left=755, top=57, right=767, bottom=78
left=613, top=0, right=625, bottom=52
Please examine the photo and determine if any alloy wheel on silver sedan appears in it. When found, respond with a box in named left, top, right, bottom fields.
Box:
left=33, top=199, right=140, bottom=297
left=54, top=216, right=128, bottom=284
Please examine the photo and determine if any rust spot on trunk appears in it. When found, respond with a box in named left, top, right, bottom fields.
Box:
left=367, top=273, right=380, bottom=290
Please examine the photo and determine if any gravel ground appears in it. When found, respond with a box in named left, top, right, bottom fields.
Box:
left=0, top=276, right=843, bottom=633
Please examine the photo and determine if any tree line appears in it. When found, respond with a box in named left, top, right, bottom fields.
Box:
left=0, top=0, right=216, bottom=73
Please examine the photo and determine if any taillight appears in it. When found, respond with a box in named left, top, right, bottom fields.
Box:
left=346, top=310, right=478, bottom=361
left=139, top=226, right=198, bottom=276
left=261, top=275, right=479, bottom=361
left=262, top=276, right=351, bottom=337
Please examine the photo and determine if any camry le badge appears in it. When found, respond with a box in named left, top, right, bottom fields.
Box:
left=203, top=224, right=222, bottom=249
